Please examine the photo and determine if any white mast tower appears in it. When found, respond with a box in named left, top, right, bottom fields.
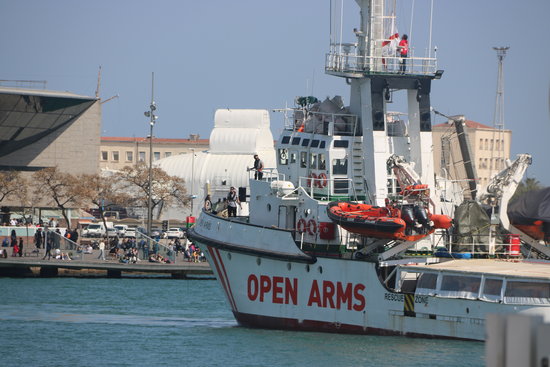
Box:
left=326, top=0, right=441, bottom=207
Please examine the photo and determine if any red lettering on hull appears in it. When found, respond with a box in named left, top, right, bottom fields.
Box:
left=248, top=275, right=365, bottom=311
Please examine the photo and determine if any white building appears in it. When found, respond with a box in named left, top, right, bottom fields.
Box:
left=156, top=109, right=276, bottom=219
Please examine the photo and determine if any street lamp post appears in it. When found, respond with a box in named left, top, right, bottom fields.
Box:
left=144, top=72, right=157, bottom=237
left=190, top=148, right=195, bottom=215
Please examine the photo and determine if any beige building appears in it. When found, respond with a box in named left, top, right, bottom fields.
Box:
left=432, top=117, right=512, bottom=195
left=99, top=135, right=209, bottom=171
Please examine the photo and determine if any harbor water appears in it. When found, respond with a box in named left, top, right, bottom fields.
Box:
left=0, top=278, right=484, bottom=366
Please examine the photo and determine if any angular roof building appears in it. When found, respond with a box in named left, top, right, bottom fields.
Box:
left=0, top=87, right=100, bottom=174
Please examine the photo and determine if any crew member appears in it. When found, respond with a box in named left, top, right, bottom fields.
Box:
left=253, top=154, right=264, bottom=180
left=227, top=187, right=241, bottom=217
left=398, top=34, right=408, bottom=73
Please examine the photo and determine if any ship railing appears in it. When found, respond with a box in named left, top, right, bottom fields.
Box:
left=441, top=233, right=523, bottom=258
left=325, top=44, right=437, bottom=77
left=298, top=176, right=358, bottom=201
left=279, top=109, right=359, bottom=137
left=247, top=167, right=283, bottom=182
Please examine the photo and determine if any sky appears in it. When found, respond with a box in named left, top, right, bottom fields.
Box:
left=2, top=0, right=549, bottom=185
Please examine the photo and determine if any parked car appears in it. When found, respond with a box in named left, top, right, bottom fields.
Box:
left=106, top=227, right=118, bottom=237
left=165, top=227, right=184, bottom=239
left=125, top=227, right=137, bottom=238
left=83, top=224, right=105, bottom=238
left=114, top=224, right=128, bottom=237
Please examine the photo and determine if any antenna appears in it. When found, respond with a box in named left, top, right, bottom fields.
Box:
left=490, top=46, right=509, bottom=178
left=95, top=66, right=102, bottom=98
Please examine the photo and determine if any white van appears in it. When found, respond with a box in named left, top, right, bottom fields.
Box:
left=114, top=224, right=128, bottom=237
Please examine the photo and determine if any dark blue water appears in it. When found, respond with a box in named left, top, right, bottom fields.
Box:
left=0, top=278, right=484, bottom=366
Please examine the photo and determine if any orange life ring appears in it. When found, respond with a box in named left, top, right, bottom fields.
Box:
left=307, top=173, right=317, bottom=187
left=296, top=218, right=307, bottom=233
left=318, top=173, right=328, bottom=188
left=307, top=219, right=317, bottom=235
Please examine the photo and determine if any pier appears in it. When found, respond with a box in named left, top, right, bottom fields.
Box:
left=0, top=253, right=212, bottom=279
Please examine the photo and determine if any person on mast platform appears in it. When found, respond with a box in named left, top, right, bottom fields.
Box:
left=398, top=34, right=409, bottom=73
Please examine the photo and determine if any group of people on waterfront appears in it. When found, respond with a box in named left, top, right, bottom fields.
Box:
left=1, top=229, right=26, bottom=258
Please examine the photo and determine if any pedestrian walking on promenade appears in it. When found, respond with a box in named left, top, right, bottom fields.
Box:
left=42, top=238, right=52, bottom=260
left=98, top=239, right=106, bottom=260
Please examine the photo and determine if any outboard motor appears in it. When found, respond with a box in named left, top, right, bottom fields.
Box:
left=413, top=205, right=430, bottom=232
left=401, top=205, right=416, bottom=235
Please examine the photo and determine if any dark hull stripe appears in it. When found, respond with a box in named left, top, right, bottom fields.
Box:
left=233, top=311, right=479, bottom=342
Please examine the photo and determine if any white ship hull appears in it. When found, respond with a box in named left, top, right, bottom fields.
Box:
left=190, top=213, right=550, bottom=341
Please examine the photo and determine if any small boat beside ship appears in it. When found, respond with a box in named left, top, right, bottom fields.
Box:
left=188, top=0, right=550, bottom=341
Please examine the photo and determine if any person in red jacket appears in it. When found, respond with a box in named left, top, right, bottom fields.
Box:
left=398, top=34, right=409, bottom=73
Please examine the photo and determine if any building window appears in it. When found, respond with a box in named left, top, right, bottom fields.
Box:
left=101, top=151, right=108, bottom=161
left=165, top=152, right=172, bottom=158
left=112, top=151, right=119, bottom=161
left=139, top=151, right=146, bottom=162
left=479, top=139, right=483, bottom=150
left=495, top=140, right=500, bottom=151
left=490, top=139, right=494, bottom=150
left=154, top=152, right=160, bottom=161
left=485, top=139, right=489, bottom=150
left=126, top=151, right=133, bottom=162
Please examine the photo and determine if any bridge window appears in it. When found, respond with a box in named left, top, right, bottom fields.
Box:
left=281, top=136, right=290, bottom=144
left=439, top=275, right=481, bottom=299
left=310, top=140, right=320, bottom=148
left=320, top=141, right=326, bottom=149
left=300, top=152, right=307, bottom=168
left=319, top=154, right=326, bottom=170
left=290, top=151, right=297, bottom=164
left=416, top=273, right=438, bottom=296
left=333, top=140, right=349, bottom=148
left=301, top=139, right=310, bottom=147
left=504, top=281, right=550, bottom=304
left=333, top=179, right=349, bottom=194
left=332, top=159, right=347, bottom=175
left=310, top=153, right=317, bottom=169
left=481, top=278, right=503, bottom=302
left=292, top=137, right=301, bottom=145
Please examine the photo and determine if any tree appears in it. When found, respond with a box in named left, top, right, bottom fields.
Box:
left=77, top=173, right=131, bottom=241
left=0, top=171, right=21, bottom=203
left=116, top=162, right=190, bottom=219
left=510, top=177, right=543, bottom=203
left=32, top=167, right=81, bottom=230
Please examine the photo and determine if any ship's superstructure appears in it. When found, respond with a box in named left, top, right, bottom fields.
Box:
left=188, top=0, right=550, bottom=341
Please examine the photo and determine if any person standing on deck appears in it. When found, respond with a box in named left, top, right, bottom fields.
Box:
left=227, top=187, right=241, bottom=217
left=398, top=34, right=409, bottom=73
left=253, top=154, right=264, bottom=180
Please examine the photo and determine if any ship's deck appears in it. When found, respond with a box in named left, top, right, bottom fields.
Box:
left=403, top=259, right=550, bottom=280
